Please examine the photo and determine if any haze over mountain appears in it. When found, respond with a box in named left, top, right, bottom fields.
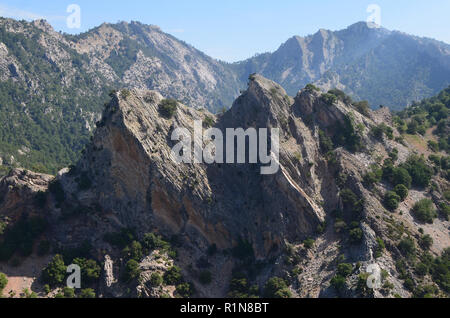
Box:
left=236, top=22, right=450, bottom=110
left=0, top=17, right=449, bottom=173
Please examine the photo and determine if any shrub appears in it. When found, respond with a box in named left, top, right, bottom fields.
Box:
left=127, top=241, right=143, bottom=261
left=42, top=254, right=66, bottom=287
left=384, top=191, right=401, bottom=211
left=340, top=188, right=364, bottom=215
left=0, top=272, right=7, bottom=294
left=321, top=93, right=337, bottom=105
left=349, top=228, right=363, bottom=243
left=330, top=275, right=346, bottom=290
left=374, top=237, right=385, bottom=258
left=164, top=266, right=182, bottom=285
left=63, top=287, right=75, bottom=298
left=142, top=233, right=171, bottom=251
left=123, top=259, right=141, bottom=282
left=305, top=84, right=320, bottom=92
left=72, top=258, right=101, bottom=285
left=149, top=272, right=163, bottom=287
left=264, top=277, right=291, bottom=298
left=158, top=99, right=178, bottom=119
left=79, top=288, right=96, bottom=298
left=353, top=101, right=370, bottom=116
left=419, top=234, right=433, bottom=250
left=176, top=282, right=194, bottom=298
left=391, top=167, right=412, bottom=188
left=319, top=130, right=334, bottom=153
left=394, top=184, right=409, bottom=201
left=363, top=168, right=382, bottom=188
left=403, top=277, right=415, bottom=291
left=412, top=199, right=436, bottom=223
left=428, top=140, right=439, bottom=152
left=203, top=115, right=215, bottom=128
left=401, top=155, right=433, bottom=188
left=303, top=238, right=315, bottom=249
left=415, top=263, right=429, bottom=277
left=328, top=89, right=352, bottom=104
left=398, top=238, right=416, bottom=258
left=337, top=263, right=353, bottom=277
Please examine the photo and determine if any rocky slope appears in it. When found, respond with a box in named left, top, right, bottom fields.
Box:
left=1, top=18, right=449, bottom=175
left=0, top=75, right=448, bottom=298
left=0, top=18, right=241, bottom=173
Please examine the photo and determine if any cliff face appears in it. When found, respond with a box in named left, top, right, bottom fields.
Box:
left=0, top=75, right=448, bottom=298
left=65, top=76, right=330, bottom=259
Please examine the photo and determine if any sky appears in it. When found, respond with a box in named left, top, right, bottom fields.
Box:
left=0, top=0, right=449, bottom=62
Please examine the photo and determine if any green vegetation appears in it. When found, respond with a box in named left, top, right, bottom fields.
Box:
left=349, top=227, right=363, bottom=243
left=228, top=274, right=259, bottom=298
left=176, top=282, right=195, bottom=298
left=163, top=266, right=182, bottom=285
left=337, top=263, right=353, bottom=277
left=264, top=277, right=291, bottom=298
left=340, top=188, right=364, bottom=217
left=123, top=259, right=141, bottom=282
left=304, top=84, right=320, bottom=92
left=203, top=115, right=215, bottom=128
left=419, top=234, right=433, bottom=250
left=412, top=199, right=437, bottom=223
left=302, top=238, right=315, bottom=249
left=334, top=114, right=364, bottom=153
left=41, top=254, right=67, bottom=287
left=321, top=93, right=337, bottom=105
left=328, top=89, right=353, bottom=104
left=398, top=238, right=416, bottom=259
left=401, top=155, right=433, bottom=188
left=374, top=237, right=386, bottom=258
left=384, top=191, right=401, bottom=211
left=158, top=99, right=178, bottom=119
left=0, top=272, right=7, bottom=295
left=0, top=24, right=111, bottom=174
left=330, top=275, right=346, bottom=291
left=79, top=288, right=96, bottom=298
left=397, top=86, right=449, bottom=153
left=149, top=272, right=163, bottom=287
left=394, top=184, right=409, bottom=201
left=353, top=100, right=371, bottom=116
left=72, top=258, right=101, bottom=285
left=318, top=130, right=334, bottom=153
left=371, top=123, right=394, bottom=141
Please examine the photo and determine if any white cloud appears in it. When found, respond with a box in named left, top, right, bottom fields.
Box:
left=0, top=4, right=44, bottom=20
left=0, top=4, right=65, bottom=22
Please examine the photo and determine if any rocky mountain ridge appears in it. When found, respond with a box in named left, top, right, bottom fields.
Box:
left=1, top=75, right=448, bottom=298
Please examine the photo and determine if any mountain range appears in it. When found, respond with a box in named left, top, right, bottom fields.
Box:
left=0, top=17, right=449, bottom=174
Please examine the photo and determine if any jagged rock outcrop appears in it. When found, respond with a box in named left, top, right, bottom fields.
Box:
left=61, top=76, right=329, bottom=259
left=0, top=75, right=448, bottom=298
left=0, top=169, right=52, bottom=219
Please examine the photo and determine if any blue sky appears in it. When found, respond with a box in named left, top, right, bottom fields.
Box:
left=1, top=0, right=449, bottom=62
